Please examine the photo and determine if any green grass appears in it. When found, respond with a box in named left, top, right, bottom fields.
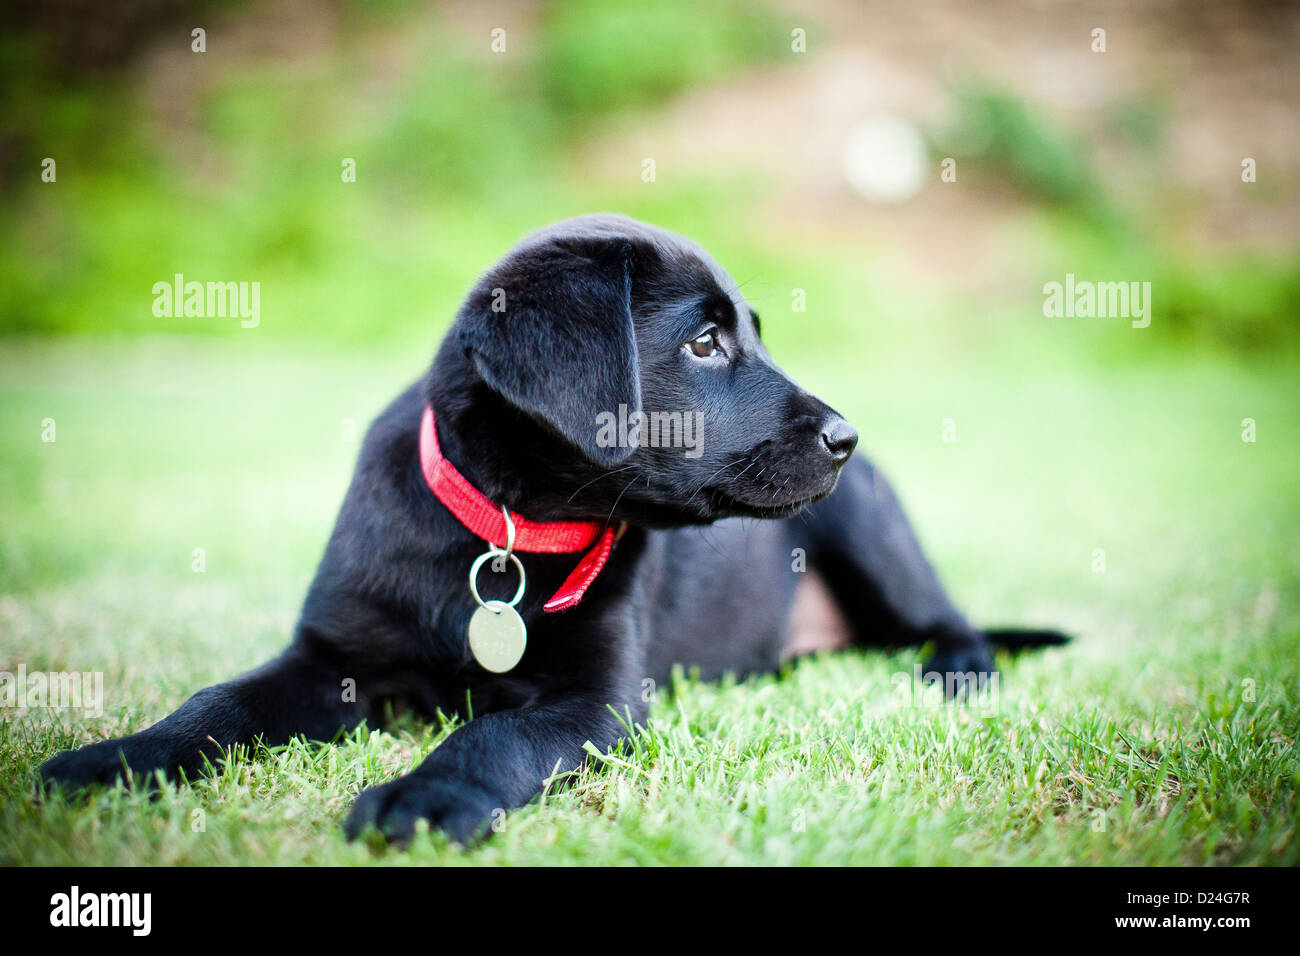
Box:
left=2, top=337, right=1297, bottom=865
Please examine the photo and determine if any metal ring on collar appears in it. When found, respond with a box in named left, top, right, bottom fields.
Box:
left=500, top=506, right=516, bottom=558
left=469, top=549, right=526, bottom=610
left=490, top=505, right=517, bottom=573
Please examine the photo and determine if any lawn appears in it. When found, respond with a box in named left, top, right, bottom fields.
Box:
left=2, top=336, right=1296, bottom=865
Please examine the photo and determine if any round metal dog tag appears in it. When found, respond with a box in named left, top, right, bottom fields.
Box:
left=468, top=600, right=527, bottom=673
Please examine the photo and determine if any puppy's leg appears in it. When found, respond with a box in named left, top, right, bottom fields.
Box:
left=345, top=696, right=625, bottom=845
left=798, top=454, right=994, bottom=684
left=39, top=648, right=367, bottom=788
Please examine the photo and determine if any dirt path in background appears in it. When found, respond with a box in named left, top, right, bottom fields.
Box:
left=125, top=0, right=1300, bottom=290
left=578, top=0, right=1298, bottom=282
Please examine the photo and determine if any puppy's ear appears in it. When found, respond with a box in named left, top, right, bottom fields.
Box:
left=456, top=237, right=640, bottom=466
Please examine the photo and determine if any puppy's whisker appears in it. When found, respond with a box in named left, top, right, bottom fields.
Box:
left=566, top=463, right=639, bottom=503
left=721, top=274, right=760, bottom=298
left=684, top=457, right=751, bottom=506
left=712, top=459, right=760, bottom=488
left=604, top=472, right=642, bottom=526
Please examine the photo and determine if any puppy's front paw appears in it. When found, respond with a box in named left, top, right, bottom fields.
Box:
left=345, top=774, right=503, bottom=846
left=40, top=737, right=158, bottom=790
left=921, top=643, right=997, bottom=699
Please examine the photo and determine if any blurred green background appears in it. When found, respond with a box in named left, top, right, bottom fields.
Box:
left=2, top=0, right=1297, bottom=352
left=1, top=0, right=1297, bottom=864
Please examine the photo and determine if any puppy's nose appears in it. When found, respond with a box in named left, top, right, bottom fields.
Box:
left=820, top=417, right=858, bottom=465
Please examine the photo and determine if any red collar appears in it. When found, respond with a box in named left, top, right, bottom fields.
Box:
left=419, top=405, right=620, bottom=613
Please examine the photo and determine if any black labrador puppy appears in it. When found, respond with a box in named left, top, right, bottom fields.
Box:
left=40, top=214, right=1066, bottom=843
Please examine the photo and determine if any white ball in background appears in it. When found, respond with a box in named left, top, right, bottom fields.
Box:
left=841, top=115, right=929, bottom=203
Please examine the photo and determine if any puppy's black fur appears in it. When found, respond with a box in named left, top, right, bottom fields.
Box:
left=40, top=214, right=1067, bottom=843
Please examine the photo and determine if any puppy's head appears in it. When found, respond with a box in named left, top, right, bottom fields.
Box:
left=432, top=213, right=857, bottom=527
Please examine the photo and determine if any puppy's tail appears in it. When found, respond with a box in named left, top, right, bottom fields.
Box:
left=984, top=628, right=1072, bottom=651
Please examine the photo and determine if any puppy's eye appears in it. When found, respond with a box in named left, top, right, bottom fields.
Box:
left=687, top=329, right=720, bottom=358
